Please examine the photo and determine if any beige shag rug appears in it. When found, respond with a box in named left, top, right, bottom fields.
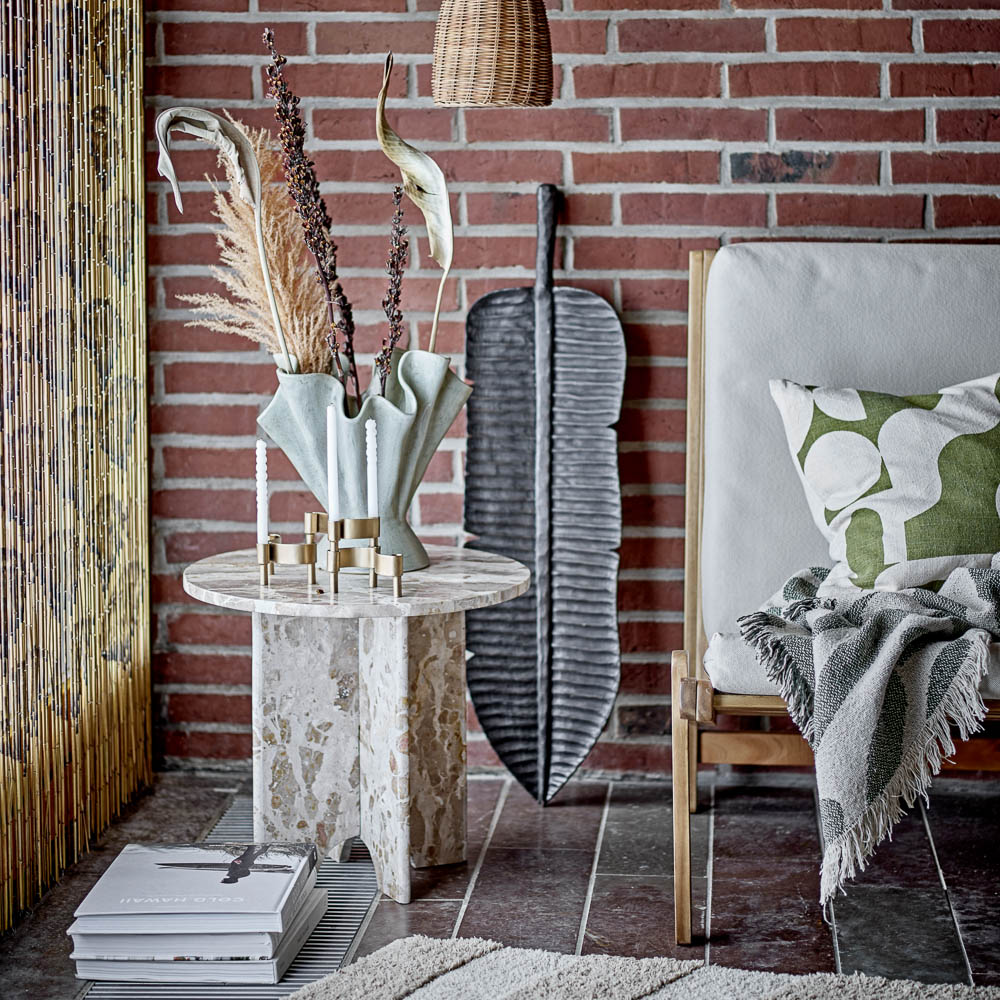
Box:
left=287, top=935, right=1000, bottom=1000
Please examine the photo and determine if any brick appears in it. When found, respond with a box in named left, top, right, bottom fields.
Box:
left=730, top=62, right=880, bottom=97
left=548, top=19, right=609, bottom=53
left=620, top=620, right=683, bottom=655
left=162, top=446, right=297, bottom=481
left=348, top=276, right=459, bottom=313
left=163, top=22, right=306, bottom=55
left=581, top=741, right=671, bottom=778
left=892, top=152, right=1000, bottom=185
left=937, top=109, right=1000, bottom=143
left=622, top=193, right=766, bottom=228
left=776, top=17, right=912, bottom=52
left=147, top=232, right=225, bottom=268
left=776, top=107, right=923, bottom=143
left=162, top=276, right=224, bottom=311
left=167, top=693, right=252, bottom=725
left=619, top=18, right=765, bottom=52
left=263, top=62, right=405, bottom=99
left=271, top=489, right=322, bottom=521
left=151, top=574, right=196, bottom=606
left=621, top=277, right=690, bottom=311
left=731, top=151, right=879, bottom=185
left=150, top=404, right=258, bottom=437
left=422, top=451, right=455, bottom=482
left=573, top=151, right=718, bottom=185
left=619, top=578, right=683, bottom=612
left=891, top=63, right=1000, bottom=97
left=434, top=149, right=564, bottom=183
left=149, top=0, right=246, bottom=8
left=623, top=364, right=687, bottom=399
left=165, top=190, right=218, bottom=226
left=573, top=63, right=720, bottom=99
left=259, top=0, right=406, bottom=10
left=168, top=612, right=252, bottom=647
left=164, top=531, right=256, bottom=565
left=735, top=0, right=878, bottom=7
left=163, top=361, right=277, bottom=396
left=145, top=65, right=253, bottom=101
left=315, top=20, right=435, bottom=54
left=575, top=0, right=714, bottom=8
left=160, top=730, right=251, bottom=761
left=311, top=150, right=400, bottom=184
left=622, top=493, right=685, bottom=527
left=453, top=236, right=544, bottom=270
left=619, top=534, right=685, bottom=567
left=466, top=192, right=612, bottom=226
left=935, top=195, right=1000, bottom=228
left=620, top=662, right=670, bottom=697
left=618, top=408, right=686, bottom=443
left=417, top=492, right=463, bottom=525
left=895, top=0, right=1000, bottom=9
left=924, top=18, right=1000, bottom=52
left=415, top=321, right=466, bottom=354
left=575, top=238, right=709, bottom=275
left=777, top=193, right=925, bottom=228
left=465, top=108, right=611, bottom=143
left=154, top=489, right=254, bottom=521
left=150, top=321, right=259, bottom=354
left=620, top=106, right=767, bottom=142
left=154, top=652, right=252, bottom=685
left=313, top=108, right=453, bottom=143
left=624, top=323, right=688, bottom=357
left=617, top=704, right=669, bottom=737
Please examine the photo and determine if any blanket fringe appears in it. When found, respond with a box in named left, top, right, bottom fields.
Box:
left=743, top=616, right=990, bottom=906
left=739, top=611, right=817, bottom=744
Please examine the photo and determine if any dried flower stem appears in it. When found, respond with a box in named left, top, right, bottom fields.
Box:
left=376, top=186, right=408, bottom=395
left=263, top=28, right=361, bottom=413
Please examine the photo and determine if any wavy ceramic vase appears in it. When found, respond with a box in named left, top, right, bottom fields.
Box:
left=257, top=349, right=471, bottom=571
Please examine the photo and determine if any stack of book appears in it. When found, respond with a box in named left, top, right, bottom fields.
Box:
left=68, top=843, right=325, bottom=984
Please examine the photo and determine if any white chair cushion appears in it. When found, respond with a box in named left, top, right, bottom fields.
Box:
left=704, top=631, right=1000, bottom=701
left=702, top=243, right=1000, bottom=642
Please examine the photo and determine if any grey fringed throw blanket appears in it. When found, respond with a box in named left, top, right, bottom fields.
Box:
left=739, top=565, right=995, bottom=905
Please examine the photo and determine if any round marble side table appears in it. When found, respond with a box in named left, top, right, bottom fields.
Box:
left=183, top=545, right=530, bottom=904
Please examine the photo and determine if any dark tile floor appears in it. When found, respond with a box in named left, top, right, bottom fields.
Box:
left=355, top=772, right=1000, bottom=987
left=1, top=769, right=996, bottom=997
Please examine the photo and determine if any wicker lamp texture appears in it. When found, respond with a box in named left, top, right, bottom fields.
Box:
left=432, top=0, right=553, bottom=107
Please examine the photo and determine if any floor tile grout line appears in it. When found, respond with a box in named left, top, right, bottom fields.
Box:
left=574, top=782, right=613, bottom=956
left=703, top=781, right=715, bottom=967
left=451, top=778, right=511, bottom=939
left=919, top=799, right=975, bottom=987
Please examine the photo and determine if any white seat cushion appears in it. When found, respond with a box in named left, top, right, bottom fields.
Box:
left=704, top=631, right=1000, bottom=700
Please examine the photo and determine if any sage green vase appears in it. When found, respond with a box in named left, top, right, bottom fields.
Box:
left=257, top=349, right=471, bottom=571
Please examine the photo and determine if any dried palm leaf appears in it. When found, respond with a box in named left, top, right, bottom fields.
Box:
left=376, top=53, right=454, bottom=353
left=155, top=107, right=295, bottom=373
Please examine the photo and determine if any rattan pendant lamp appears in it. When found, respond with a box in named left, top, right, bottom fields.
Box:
left=432, top=0, right=553, bottom=107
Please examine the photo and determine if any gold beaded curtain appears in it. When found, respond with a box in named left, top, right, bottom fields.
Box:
left=0, top=1, right=150, bottom=929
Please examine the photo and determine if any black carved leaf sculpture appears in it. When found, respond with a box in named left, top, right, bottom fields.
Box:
left=464, top=184, right=625, bottom=803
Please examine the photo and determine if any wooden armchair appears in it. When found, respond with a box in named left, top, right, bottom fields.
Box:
left=672, top=245, right=1000, bottom=944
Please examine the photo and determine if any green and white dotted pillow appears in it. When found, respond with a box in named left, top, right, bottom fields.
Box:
left=769, top=373, right=1000, bottom=592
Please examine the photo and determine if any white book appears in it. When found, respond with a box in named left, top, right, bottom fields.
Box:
left=73, top=887, right=327, bottom=984
left=69, top=869, right=317, bottom=959
left=70, top=843, right=317, bottom=934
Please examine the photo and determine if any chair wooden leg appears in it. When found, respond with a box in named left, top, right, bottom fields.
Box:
left=671, top=652, right=692, bottom=945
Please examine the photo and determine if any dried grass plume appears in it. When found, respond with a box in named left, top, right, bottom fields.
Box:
left=178, top=120, right=331, bottom=375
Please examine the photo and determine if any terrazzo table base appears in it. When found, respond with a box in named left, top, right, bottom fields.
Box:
left=183, top=546, right=530, bottom=904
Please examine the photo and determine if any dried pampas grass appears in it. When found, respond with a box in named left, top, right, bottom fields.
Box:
left=178, top=120, right=332, bottom=375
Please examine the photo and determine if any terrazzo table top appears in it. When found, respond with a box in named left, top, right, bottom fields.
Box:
left=183, top=545, right=531, bottom=619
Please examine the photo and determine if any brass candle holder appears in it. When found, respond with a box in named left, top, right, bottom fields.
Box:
left=256, top=531, right=318, bottom=587
left=304, top=512, right=404, bottom=598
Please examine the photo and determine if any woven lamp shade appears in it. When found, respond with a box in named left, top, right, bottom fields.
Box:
left=432, top=0, right=553, bottom=107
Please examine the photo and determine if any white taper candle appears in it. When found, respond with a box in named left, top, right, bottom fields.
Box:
left=327, top=404, right=340, bottom=521
left=366, top=419, right=378, bottom=519
left=255, top=439, right=268, bottom=545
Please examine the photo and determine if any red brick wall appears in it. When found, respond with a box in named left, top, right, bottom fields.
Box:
left=146, top=0, right=1000, bottom=775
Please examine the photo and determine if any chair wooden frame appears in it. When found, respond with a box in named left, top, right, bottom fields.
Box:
left=671, top=249, right=1000, bottom=945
